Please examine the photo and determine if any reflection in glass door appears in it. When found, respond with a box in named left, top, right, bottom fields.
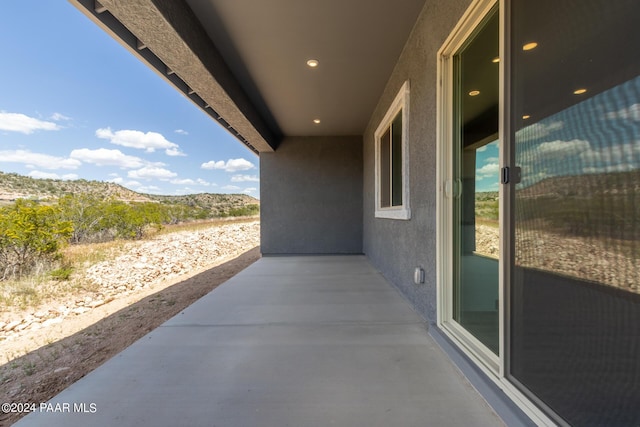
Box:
left=508, top=0, right=640, bottom=424
left=452, top=8, right=500, bottom=355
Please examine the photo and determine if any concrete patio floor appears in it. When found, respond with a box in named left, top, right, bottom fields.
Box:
left=16, top=255, right=504, bottom=427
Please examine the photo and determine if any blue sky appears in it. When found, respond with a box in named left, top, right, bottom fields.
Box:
left=475, top=140, right=500, bottom=192
left=515, top=75, right=640, bottom=188
left=473, top=75, right=640, bottom=191
left=0, top=1, right=259, bottom=197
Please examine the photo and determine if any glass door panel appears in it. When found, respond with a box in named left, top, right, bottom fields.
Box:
left=452, top=8, right=500, bottom=355
left=509, top=0, right=640, bottom=424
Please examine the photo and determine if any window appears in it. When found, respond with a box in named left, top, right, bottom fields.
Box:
left=375, top=80, right=410, bottom=219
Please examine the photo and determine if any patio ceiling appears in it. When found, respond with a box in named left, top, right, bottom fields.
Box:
left=70, top=0, right=428, bottom=152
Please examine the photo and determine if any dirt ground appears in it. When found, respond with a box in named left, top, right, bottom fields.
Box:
left=0, top=247, right=260, bottom=426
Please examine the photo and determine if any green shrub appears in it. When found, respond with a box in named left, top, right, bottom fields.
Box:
left=221, top=204, right=260, bottom=217
left=50, top=265, right=74, bottom=281
left=0, top=200, right=72, bottom=279
left=57, top=194, right=106, bottom=243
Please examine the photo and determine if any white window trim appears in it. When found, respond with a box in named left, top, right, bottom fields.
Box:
left=374, top=80, right=411, bottom=220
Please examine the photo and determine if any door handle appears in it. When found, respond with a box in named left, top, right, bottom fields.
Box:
left=501, top=166, right=522, bottom=184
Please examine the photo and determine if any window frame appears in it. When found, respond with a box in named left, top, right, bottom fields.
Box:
left=374, top=80, right=411, bottom=220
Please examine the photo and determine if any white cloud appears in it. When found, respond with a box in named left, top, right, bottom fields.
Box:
left=243, top=187, right=257, bottom=194
left=128, top=166, right=177, bottom=180
left=516, top=121, right=564, bottom=142
left=96, top=127, right=184, bottom=156
left=476, top=162, right=500, bottom=178
left=201, top=160, right=224, bottom=170
left=201, top=158, right=255, bottom=172
left=519, top=138, right=640, bottom=181
left=124, top=180, right=142, bottom=188
left=221, top=185, right=242, bottom=191
left=50, top=112, right=71, bottom=121
left=0, top=149, right=80, bottom=169
left=169, top=178, right=214, bottom=186
left=197, top=178, right=214, bottom=186
left=536, top=139, right=590, bottom=158
left=28, top=171, right=78, bottom=180
left=170, top=178, right=195, bottom=185
left=70, top=148, right=146, bottom=168
left=231, top=174, right=259, bottom=182
left=604, top=103, right=640, bottom=121
left=28, top=171, right=62, bottom=180
left=478, top=140, right=499, bottom=153
left=0, top=112, right=61, bottom=134
left=165, top=147, right=186, bottom=157
left=580, top=139, right=640, bottom=173
left=174, top=129, right=189, bottom=135
left=582, top=163, right=636, bottom=174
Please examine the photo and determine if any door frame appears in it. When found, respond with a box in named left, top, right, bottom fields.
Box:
left=436, top=0, right=501, bottom=375
left=436, top=0, right=557, bottom=424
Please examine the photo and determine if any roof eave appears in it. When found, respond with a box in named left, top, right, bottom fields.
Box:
left=69, top=0, right=280, bottom=154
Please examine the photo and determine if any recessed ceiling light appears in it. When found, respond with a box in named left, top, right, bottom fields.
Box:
left=522, top=42, right=538, bottom=51
left=573, top=88, right=587, bottom=95
left=522, top=115, right=531, bottom=120
left=306, top=59, right=319, bottom=68
left=468, top=90, right=480, bottom=96
left=313, top=119, right=321, bottom=124
left=492, top=57, right=500, bottom=63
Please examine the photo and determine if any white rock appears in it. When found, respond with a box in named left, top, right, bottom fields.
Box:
left=4, top=320, right=21, bottom=331
left=42, top=318, right=63, bottom=327
left=15, top=323, right=30, bottom=331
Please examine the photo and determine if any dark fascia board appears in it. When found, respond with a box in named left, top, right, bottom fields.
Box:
left=69, top=0, right=280, bottom=153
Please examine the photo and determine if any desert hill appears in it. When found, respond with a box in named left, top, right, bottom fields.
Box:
left=0, top=171, right=259, bottom=216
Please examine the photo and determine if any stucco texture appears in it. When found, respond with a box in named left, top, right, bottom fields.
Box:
left=261, top=136, right=363, bottom=254
left=363, top=0, right=472, bottom=322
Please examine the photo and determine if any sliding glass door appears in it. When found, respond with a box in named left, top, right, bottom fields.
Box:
left=440, top=0, right=639, bottom=424
left=508, top=0, right=640, bottom=425
left=438, top=0, right=500, bottom=370
left=452, top=8, right=500, bottom=356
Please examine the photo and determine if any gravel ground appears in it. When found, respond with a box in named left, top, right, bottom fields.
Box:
left=475, top=223, right=638, bottom=293
left=0, top=221, right=260, bottom=426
